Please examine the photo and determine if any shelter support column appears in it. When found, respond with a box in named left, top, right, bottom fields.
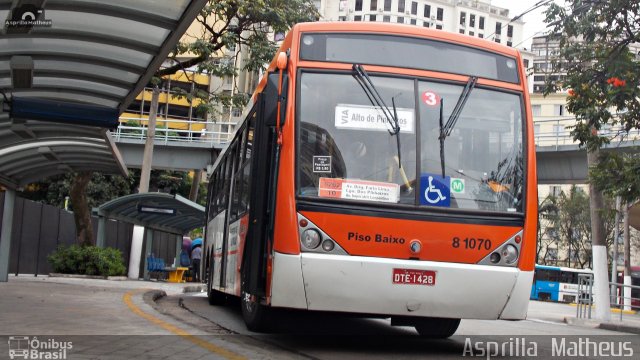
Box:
left=96, top=216, right=106, bottom=248
left=0, top=189, right=15, bottom=282
left=175, top=234, right=181, bottom=268
left=128, top=225, right=145, bottom=279
left=143, top=229, right=154, bottom=280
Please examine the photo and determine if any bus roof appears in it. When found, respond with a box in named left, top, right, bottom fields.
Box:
left=291, top=21, right=522, bottom=59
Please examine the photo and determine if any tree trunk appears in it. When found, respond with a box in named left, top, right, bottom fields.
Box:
left=587, top=149, right=611, bottom=321
left=70, top=171, right=94, bottom=246
left=189, top=169, right=202, bottom=202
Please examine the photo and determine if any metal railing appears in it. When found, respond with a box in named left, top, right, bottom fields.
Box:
left=114, top=115, right=640, bottom=149
left=115, top=117, right=237, bottom=146
left=534, top=118, right=640, bottom=150
left=609, top=282, right=640, bottom=322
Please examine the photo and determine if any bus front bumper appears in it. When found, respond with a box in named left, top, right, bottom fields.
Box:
left=270, top=252, right=533, bottom=320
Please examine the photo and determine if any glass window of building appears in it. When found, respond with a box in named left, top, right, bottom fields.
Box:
left=479, top=16, right=485, bottom=29
left=470, top=14, right=475, bottom=27
left=507, top=25, right=514, bottom=37
left=411, top=1, right=417, bottom=15
left=459, top=29, right=465, bottom=34
left=384, top=0, right=391, bottom=11
left=410, top=18, right=416, bottom=25
left=370, top=0, right=377, bottom=11
left=459, top=11, right=466, bottom=26
left=383, top=15, right=390, bottom=22
left=355, top=0, right=363, bottom=11
left=507, top=41, right=512, bottom=47
left=469, top=31, right=474, bottom=36
left=478, top=33, right=483, bottom=38
left=424, top=4, right=431, bottom=18
left=495, top=22, right=502, bottom=35
left=531, top=105, right=541, bottom=116
left=436, top=24, right=442, bottom=29
left=369, top=14, right=377, bottom=21
left=354, top=15, right=362, bottom=21
left=436, top=7, right=443, bottom=21
left=397, top=16, right=404, bottom=23
left=398, top=0, right=405, bottom=13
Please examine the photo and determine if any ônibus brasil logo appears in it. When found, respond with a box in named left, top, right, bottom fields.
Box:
left=8, top=336, right=72, bottom=360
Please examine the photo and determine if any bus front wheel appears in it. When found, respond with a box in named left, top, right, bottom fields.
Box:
left=241, top=292, right=271, bottom=332
left=414, top=317, right=461, bottom=338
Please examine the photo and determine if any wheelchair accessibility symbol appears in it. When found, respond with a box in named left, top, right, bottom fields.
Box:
left=420, top=174, right=450, bottom=207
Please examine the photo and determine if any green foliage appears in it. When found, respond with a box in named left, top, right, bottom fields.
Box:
left=544, top=0, right=640, bottom=151
left=48, top=245, right=127, bottom=276
left=590, top=152, right=640, bottom=203
left=157, top=0, right=319, bottom=117
left=536, top=186, right=616, bottom=268
left=21, top=172, right=135, bottom=211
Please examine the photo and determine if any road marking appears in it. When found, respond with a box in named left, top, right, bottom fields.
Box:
left=527, top=318, right=567, bottom=326
left=123, top=290, right=245, bottom=360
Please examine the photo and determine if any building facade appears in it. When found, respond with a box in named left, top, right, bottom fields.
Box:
left=314, top=0, right=524, bottom=48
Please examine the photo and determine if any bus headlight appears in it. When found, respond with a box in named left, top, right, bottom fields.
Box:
left=501, top=244, right=519, bottom=264
left=302, top=229, right=322, bottom=249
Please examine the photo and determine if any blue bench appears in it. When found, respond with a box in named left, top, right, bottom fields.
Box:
left=146, top=256, right=168, bottom=280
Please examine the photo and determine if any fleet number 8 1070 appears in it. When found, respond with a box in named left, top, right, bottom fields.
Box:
left=452, top=237, right=492, bottom=250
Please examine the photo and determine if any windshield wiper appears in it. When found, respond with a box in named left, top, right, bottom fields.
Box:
left=352, top=64, right=402, bottom=167
left=438, top=76, right=477, bottom=177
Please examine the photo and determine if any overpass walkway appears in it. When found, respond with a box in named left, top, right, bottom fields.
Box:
left=113, top=119, right=640, bottom=182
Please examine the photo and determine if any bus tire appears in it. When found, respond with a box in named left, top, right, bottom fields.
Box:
left=241, top=292, right=271, bottom=332
left=414, top=318, right=460, bottom=338
left=207, top=265, right=226, bottom=306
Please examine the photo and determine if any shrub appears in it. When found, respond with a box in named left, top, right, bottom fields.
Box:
left=48, top=245, right=127, bottom=276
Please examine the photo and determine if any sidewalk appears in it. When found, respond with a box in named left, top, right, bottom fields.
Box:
left=4, top=273, right=204, bottom=296
left=527, top=300, right=640, bottom=335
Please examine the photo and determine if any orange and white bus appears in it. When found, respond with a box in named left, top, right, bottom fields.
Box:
left=203, top=22, right=537, bottom=338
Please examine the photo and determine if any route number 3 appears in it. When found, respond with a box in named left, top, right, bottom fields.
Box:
left=422, top=91, right=440, bottom=106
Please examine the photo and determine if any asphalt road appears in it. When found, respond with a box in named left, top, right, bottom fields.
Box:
left=1, top=276, right=638, bottom=360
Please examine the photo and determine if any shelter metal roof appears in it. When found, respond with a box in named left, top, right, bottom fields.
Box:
left=0, top=112, right=126, bottom=187
left=98, top=193, right=205, bottom=235
left=0, top=0, right=207, bottom=189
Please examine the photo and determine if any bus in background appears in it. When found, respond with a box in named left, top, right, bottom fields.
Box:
left=203, top=22, right=537, bottom=338
left=614, top=266, right=640, bottom=308
left=530, top=264, right=593, bottom=303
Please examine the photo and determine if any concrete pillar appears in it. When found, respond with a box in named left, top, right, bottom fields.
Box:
left=96, top=216, right=106, bottom=248
left=0, top=189, right=15, bottom=282
left=130, top=87, right=159, bottom=279
left=143, top=228, right=153, bottom=280
left=174, top=234, right=182, bottom=268
left=127, top=225, right=145, bottom=279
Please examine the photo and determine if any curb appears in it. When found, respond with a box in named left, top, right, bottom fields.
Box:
left=564, top=317, right=640, bottom=335
left=49, top=273, right=128, bottom=281
left=599, top=322, right=640, bottom=335
left=183, top=285, right=205, bottom=293
left=144, top=289, right=167, bottom=304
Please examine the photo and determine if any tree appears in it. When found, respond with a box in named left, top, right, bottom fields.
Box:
left=158, top=0, right=320, bottom=115
left=66, top=0, right=319, bottom=246
left=544, top=0, right=640, bottom=321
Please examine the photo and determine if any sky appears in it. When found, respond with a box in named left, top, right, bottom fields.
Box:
left=489, top=0, right=558, bottom=50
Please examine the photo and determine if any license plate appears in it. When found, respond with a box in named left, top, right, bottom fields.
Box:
left=392, top=268, right=436, bottom=286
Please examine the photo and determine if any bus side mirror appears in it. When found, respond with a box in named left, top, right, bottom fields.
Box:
left=263, top=72, right=289, bottom=127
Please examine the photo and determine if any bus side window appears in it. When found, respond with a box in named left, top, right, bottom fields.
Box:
left=239, top=115, right=256, bottom=216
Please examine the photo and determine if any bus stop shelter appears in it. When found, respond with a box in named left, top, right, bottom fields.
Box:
left=0, top=0, right=208, bottom=281
left=97, top=193, right=205, bottom=279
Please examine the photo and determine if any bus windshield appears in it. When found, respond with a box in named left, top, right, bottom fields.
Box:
left=297, top=72, right=525, bottom=213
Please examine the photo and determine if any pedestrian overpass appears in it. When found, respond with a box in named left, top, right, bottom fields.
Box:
left=112, top=120, right=640, bottom=183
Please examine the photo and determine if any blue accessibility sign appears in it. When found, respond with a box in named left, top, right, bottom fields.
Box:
left=420, top=174, right=450, bottom=207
